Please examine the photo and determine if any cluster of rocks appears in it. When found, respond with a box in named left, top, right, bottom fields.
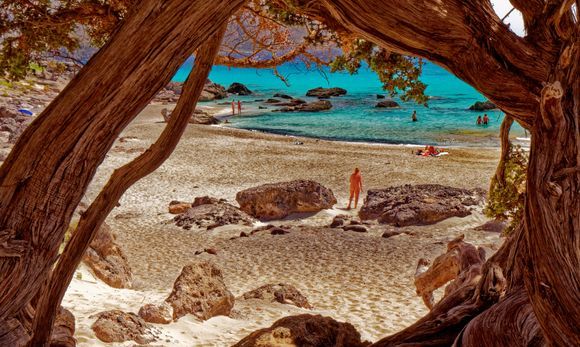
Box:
left=306, top=87, right=347, bottom=99
left=82, top=222, right=133, bottom=289
left=359, top=184, right=485, bottom=227
left=0, top=106, right=33, bottom=148
left=161, top=107, right=219, bottom=125
left=236, top=180, right=337, bottom=220
left=329, top=215, right=370, bottom=233
left=275, top=100, right=333, bottom=112
left=172, top=196, right=256, bottom=230
left=241, top=283, right=312, bottom=309
left=468, top=100, right=497, bottom=111
left=154, top=80, right=229, bottom=104
left=227, top=82, right=253, bottom=95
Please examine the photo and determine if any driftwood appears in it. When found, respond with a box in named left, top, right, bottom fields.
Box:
left=414, top=235, right=486, bottom=310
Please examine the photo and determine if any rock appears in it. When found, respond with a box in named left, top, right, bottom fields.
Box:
left=168, top=201, right=192, bottom=214
left=330, top=215, right=346, bottom=228
left=276, top=100, right=332, bottom=113
left=376, top=100, right=400, bottom=108
left=468, top=100, right=497, bottom=111
left=359, top=184, right=484, bottom=227
left=50, top=307, right=76, bottom=347
left=343, top=225, right=368, bottom=233
left=273, top=93, right=294, bottom=99
left=377, top=94, right=386, bottom=99
left=91, top=310, right=156, bottom=345
left=227, top=82, right=253, bottom=95
left=306, top=87, right=347, bottom=98
left=162, top=108, right=219, bottom=125
left=265, top=98, right=281, bottom=104
left=173, top=197, right=255, bottom=230
left=199, top=80, right=228, bottom=101
left=241, top=283, right=312, bottom=309
left=233, top=314, right=370, bottom=347
left=83, top=222, right=133, bottom=288
left=382, top=230, right=401, bottom=238
left=258, top=106, right=268, bottom=109
left=204, top=248, right=218, bottom=255
left=0, top=105, right=33, bottom=143
left=138, top=303, right=173, bottom=325
left=474, top=219, right=508, bottom=233
left=270, top=227, right=289, bottom=235
left=236, top=180, right=337, bottom=220
left=273, top=99, right=307, bottom=107
left=165, top=261, right=235, bottom=321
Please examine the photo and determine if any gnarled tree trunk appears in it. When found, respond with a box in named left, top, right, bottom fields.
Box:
left=0, top=0, right=244, bottom=345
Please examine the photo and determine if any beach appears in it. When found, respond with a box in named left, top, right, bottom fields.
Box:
left=64, top=104, right=504, bottom=346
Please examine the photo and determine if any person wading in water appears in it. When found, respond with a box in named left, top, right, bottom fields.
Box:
left=347, top=168, right=363, bottom=210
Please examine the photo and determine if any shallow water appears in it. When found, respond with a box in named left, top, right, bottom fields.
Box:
left=174, top=60, right=526, bottom=147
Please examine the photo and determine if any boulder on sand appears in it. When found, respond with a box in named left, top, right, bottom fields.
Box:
left=276, top=100, right=332, bottom=112
left=138, top=303, right=173, bottom=325
left=227, top=82, right=253, bottom=95
left=236, top=180, right=337, bottom=220
left=173, top=196, right=256, bottom=230
left=241, top=283, right=312, bottom=309
left=91, top=310, right=156, bottom=345
left=359, top=184, right=484, bottom=227
left=306, top=87, right=347, bottom=98
left=233, top=314, right=370, bottom=347
left=162, top=108, right=219, bottom=125
left=51, top=307, right=76, bottom=347
left=376, top=100, right=400, bottom=108
left=168, top=200, right=192, bottom=214
left=468, top=100, right=496, bottom=111
left=83, top=222, right=133, bottom=288
left=165, top=261, right=235, bottom=321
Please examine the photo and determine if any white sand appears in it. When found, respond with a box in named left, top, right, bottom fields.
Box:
left=63, top=104, right=504, bottom=346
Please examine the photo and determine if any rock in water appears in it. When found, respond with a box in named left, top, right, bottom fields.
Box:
left=241, top=284, right=312, bottom=309
left=165, top=261, right=235, bottom=321
left=359, top=184, right=484, bottom=227
left=91, top=310, right=156, bottom=345
left=50, top=307, right=76, bottom=347
left=273, top=93, right=294, bottom=99
left=173, top=197, right=256, bottom=230
left=306, top=87, right=347, bottom=98
left=199, top=80, right=228, bottom=101
left=276, top=100, right=332, bottom=112
left=138, top=303, right=174, bottom=325
left=227, top=82, right=253, bottom=95
left=83, top=222, right=133, bottom=288
left=376, top=100, right=400, bottom=108
left=468, top=100, right=497, bottom=111
left=236, top=180, right=337, bottom=220
left=233, top=314, right=370, bottom=347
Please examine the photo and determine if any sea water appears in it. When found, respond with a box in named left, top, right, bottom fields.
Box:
left=173, top=59, right=525, bottom=147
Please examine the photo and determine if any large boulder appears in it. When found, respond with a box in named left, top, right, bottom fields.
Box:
left=50, top=307, right=76, bottom=347
left=276, top=100, right=332, bottom=112
left=233, top=314, right=370, bottom=347
left=82, top=223, right=133, bottom=288
left=359, top=184, right=484, bottom=227
left=161, top=108, right=219, bottom=125
left=241, top=284, right=312, bottom=309
left=376, top=100, right=400, bottom=108
left=306, top=87, right=347, bottom=98
left=468, top=100, right=496, bottom=111
left=200, top=80, right=228, bottom=101
left=273, top=93, right=294, bottom=99
left=227, top=82, right=253, bottom=95
left=236, top=180, right=337, bottom=220
left=91, top=310, right=156, bottom=345
left=173, top=196, right=256, bottom=230
left=165, top=261, right=235, bottom=321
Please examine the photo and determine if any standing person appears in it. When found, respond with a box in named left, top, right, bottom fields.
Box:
left=347, top=168, right=363, bottom=210
left=238, top=100, right=242, bottom=115
left=476, top=115, right=482, bottom=125
left=483, top=113, right=489, bottom=125
left=231, top=100, right=236, bottom=115
left=412, top=110, right=418, bottom=122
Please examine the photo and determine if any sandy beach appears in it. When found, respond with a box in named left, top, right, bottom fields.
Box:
left=64, top=104, right=504, bottom=346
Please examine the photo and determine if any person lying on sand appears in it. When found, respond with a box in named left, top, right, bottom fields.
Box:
left=347, top=168, right=363, bottom=210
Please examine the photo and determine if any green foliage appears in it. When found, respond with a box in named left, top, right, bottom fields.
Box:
left=330, top=39, right=428, bottom=105
left=484, top=144, right=528, bottom=235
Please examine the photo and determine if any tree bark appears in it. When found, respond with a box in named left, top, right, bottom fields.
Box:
left=0, top=0, right=244, bottom=344
left=27, top=26, right=227, bottom=347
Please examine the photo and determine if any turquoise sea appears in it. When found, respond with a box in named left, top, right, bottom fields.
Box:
left=173, top=59, right=525, bottom=147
